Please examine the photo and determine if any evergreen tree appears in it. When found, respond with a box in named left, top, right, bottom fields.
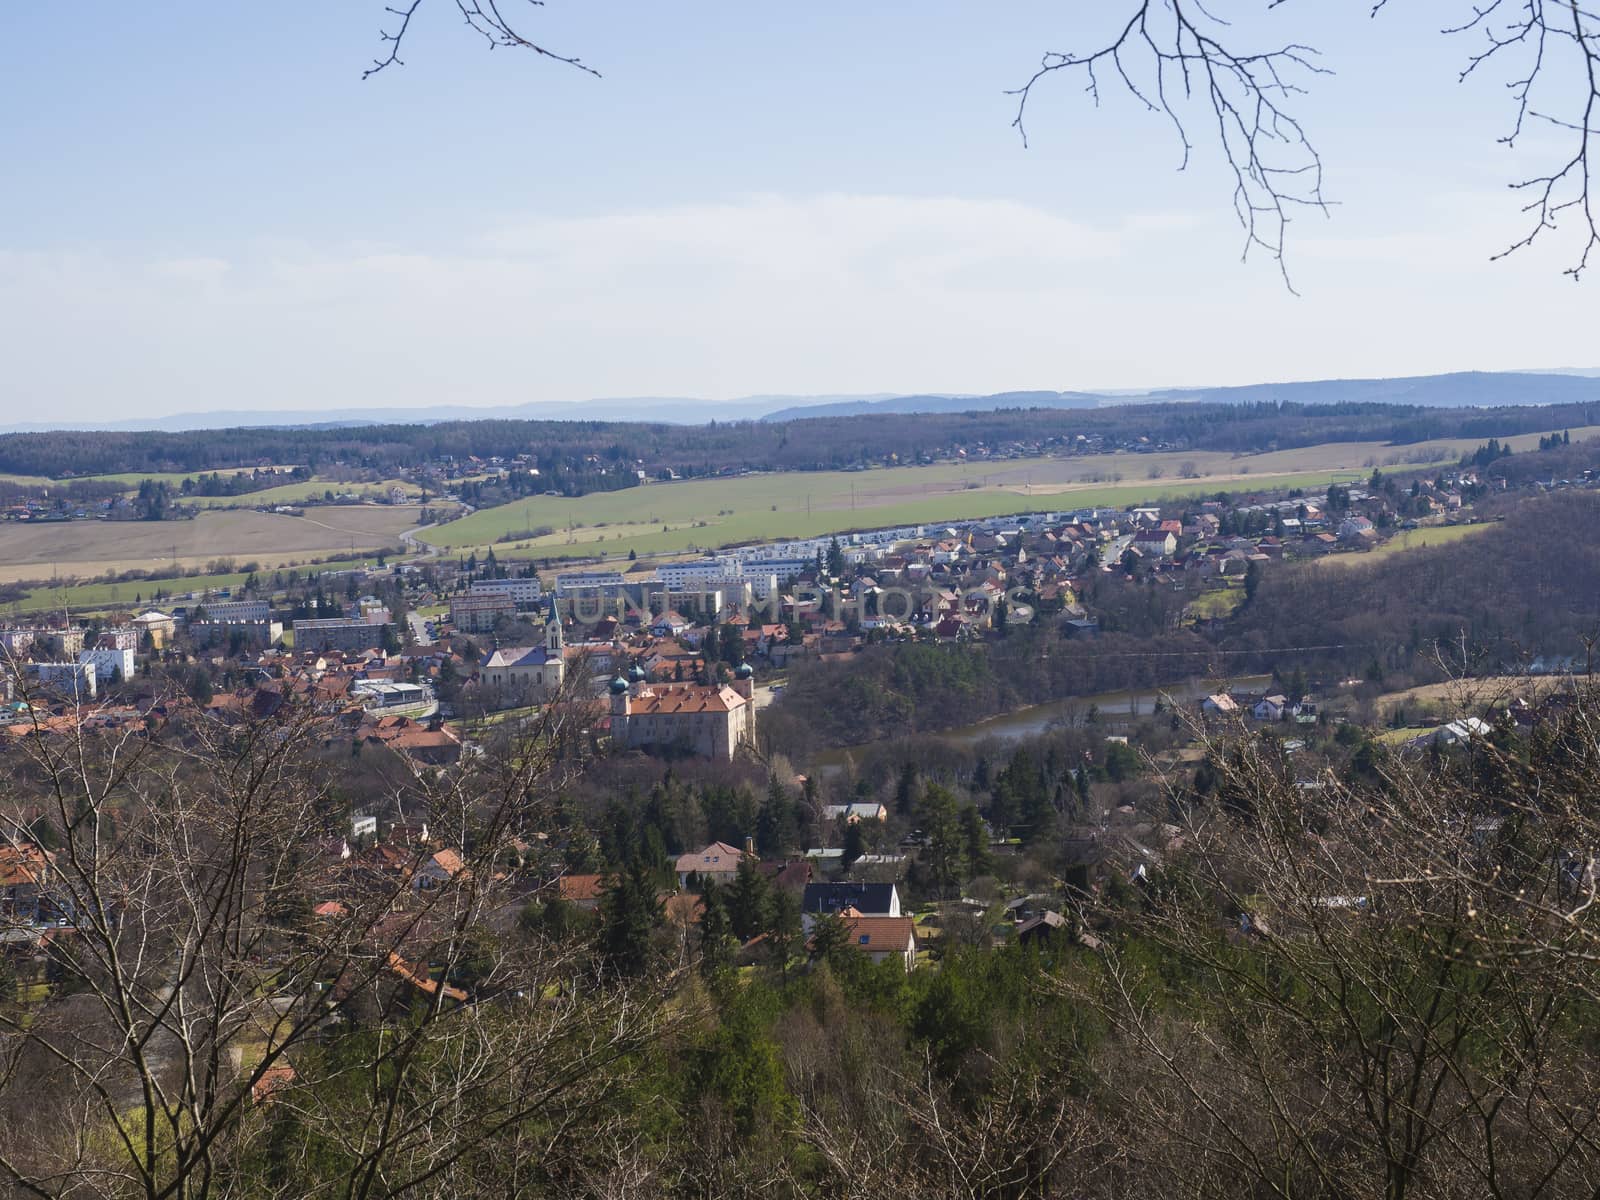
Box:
left=826, top=536, right=846, bottom=578
left=726, top=856, right=773, bottom=941
left=766, top=887, right=802, bottom=979
left=894, top=761, right=919, bottom=816
left=756, top=775, right=797, bottom=857
left=960, top=805, right=992, bottom=877
left=807, top=912, right=856, bottom=975
left=698, top=882, right=735, bottom=978
left=842, top=820, right=865, bottom=869
left=598, top=860, right=661, bottom=977
left=919, top=783, right=967, bottom=896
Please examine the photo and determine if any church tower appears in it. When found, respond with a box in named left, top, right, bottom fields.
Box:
left=544, top=595, right=563, bottom=654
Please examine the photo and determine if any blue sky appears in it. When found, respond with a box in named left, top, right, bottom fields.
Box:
left=1, top=1, right=1593, bottom=421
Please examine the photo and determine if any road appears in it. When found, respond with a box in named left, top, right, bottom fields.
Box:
left=407, top=610, right=434, bottom=646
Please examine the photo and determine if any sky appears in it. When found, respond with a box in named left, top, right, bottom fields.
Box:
left=2, top=1, right=1596, bottom=423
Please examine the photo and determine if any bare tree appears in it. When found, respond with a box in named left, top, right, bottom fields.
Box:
left=0, top=663, right=682, bottom=1197
left=1011, top=2, right=1600, bottom=282
left=363, top=0, right=597, bottom=80
left=1063, top=697, right=1600, bottom=1199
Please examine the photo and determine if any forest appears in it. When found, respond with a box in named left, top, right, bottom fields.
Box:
left=5, top=398, right=1600, bottom=482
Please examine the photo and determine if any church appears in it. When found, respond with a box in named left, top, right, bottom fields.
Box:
left=477, top=596, right=567, bottom=700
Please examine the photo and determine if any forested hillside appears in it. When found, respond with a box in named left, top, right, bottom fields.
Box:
left=5, top=398, right=1600, bottom=480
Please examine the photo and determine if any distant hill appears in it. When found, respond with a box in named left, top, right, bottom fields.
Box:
left=11, top=372, right=1600, bottom=435
left=760, top=372, right=1600, bottom=421
left=0, top=394, right=899, bottom=434
left=761, top=390, right=1106, bottom=420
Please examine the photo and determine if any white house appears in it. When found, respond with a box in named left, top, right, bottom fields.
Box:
left=829, top=911, right=918, bottom=972
left=1252, top=694, right=1289, bottom=722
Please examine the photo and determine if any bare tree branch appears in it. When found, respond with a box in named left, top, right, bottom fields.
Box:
left=365, top=0, right=599, bottom=81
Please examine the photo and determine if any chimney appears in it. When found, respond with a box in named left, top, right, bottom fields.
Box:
left=744, top=835, right=755, bottom=858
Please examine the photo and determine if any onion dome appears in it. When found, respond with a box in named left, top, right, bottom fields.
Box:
left=734, top=661, right=755, bottom=680
left=608, top=675, right=630, bottom=696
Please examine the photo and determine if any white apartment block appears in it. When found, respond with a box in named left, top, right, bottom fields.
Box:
left=0, top=627, right=87, bottom=657
left=468, top=576, right=542, bottom=606
left=79, top=647, right=135, bottom=686
left=97, top=626, right=141, bottom=652
left=449, top=591, right=516, bottom=634
left=31, top=661, right=96, bottom=701
left=187, top=599, right=272, bottom=624
left=656, top=559, right=781, bottom=602
left=554, top=570, right=633, bottom=596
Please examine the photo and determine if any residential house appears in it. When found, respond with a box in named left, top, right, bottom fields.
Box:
left=675, top=841, right=752, bottom=888
left=823, top=802, right=888, bottom=825
left=1252, top=694, right=1289, bottom=722
left=826, top=909, right=918, bottom=972
left=553, top=873, right=606, bottom=910
left=801, top=881, right=901, bottom=931
left=412, top=848, right=466, bottom=891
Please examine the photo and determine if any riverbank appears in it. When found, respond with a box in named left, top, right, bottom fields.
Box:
left=807, top=673, right=1272, bottom=771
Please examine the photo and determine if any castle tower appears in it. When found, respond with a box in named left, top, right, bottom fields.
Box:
left=608, top=674, right=631, bottom=741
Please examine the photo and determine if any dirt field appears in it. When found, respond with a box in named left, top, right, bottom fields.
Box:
left=0, top=506, right=423, bottom=585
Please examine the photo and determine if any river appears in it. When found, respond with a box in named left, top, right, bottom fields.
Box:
left=809, top=673, right=1272, bottom=770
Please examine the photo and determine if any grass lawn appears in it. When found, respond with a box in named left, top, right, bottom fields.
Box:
left=1317, top=522, right=1494, bottom=569
left=1375, top=725, right=1440, bottom=746
left=1185, top=583, right=1246, bottom=621
left=450, top=703, right=545, bottom=733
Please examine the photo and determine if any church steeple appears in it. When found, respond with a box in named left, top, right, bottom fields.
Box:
left=544, top=594, right=563, bottom=654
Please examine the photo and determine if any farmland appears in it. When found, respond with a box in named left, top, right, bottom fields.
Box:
left=0, top=505, right=424, bottom=586
left=419, top=437, right=1477, bottom=560
left=2, top=556, right=381, bottom=617
left=0, top=467, right=419, bottom=510
left=186, top=478, right=418, bottom=509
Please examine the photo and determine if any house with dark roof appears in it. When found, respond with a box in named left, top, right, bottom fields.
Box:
left=801, top=881, right=900, bottom=930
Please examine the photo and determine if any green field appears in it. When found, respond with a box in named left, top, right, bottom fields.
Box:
left=187, top=478, right=417, bottom=509
left=3, top=556, right=380, bottom=617
left=421, top=460, right=1402, bottom=560
left=1317, top=522, right=1494, bottom=569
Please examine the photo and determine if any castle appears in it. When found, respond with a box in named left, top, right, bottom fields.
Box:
left=608, top=661, right=756, bottom=762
